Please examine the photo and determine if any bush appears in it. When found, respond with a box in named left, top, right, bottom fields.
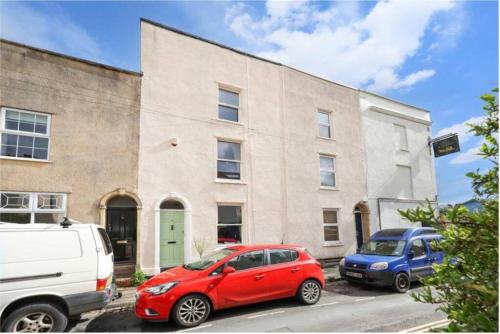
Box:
left=399, top=89, right=498, bottom=332
left=131, top=271, right=147, bottom=287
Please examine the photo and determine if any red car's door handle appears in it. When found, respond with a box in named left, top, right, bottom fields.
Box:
left=291, top=267, right=302, bottom=273
left=255, top=274, right=265, bottom=280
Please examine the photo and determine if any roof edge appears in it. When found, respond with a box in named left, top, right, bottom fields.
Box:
left=0, top=38, right=142, bottom=77
left=140, top=17, right=282, bottom=66
left=360, top=89, right=430, bottom=113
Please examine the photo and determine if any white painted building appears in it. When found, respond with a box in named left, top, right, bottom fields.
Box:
left=358, top=91, right=437, bottom=248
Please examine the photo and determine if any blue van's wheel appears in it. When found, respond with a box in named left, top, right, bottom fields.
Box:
left=393, top=272, right=410, bottom=293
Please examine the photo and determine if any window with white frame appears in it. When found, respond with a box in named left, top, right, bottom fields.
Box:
left=0, top=192, right=66, bottom=224
left=320, top=155, right=336, bottom=187
left=217, top=140, right=241, bottom=180
left=218, top=89, right=239, bottom=122
left=217, top=205, right=242, bottom=244
left=1, top=108, right=50, bottom=160
left=318, top=111, right=332, bottom=138
left=394, top=124, right=408, bottom=151
left=323, top=209, right=340, bottom=242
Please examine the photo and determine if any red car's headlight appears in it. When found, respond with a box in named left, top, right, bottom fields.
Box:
left=144, top=281, right=179, bottom=296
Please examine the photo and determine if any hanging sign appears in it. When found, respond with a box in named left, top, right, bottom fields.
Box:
left=431, top=134, right=460, bottom=157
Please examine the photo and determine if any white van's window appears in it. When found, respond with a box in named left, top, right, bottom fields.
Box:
left=0, top=230, right=82, bottom=263
left=97, top=228, right=113, bottom=255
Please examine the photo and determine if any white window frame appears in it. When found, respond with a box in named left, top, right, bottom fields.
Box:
left=217, top=203, right=243, bottom=245
left=216, top=139, right=242, bottom=181
left=394, top=123, right=408, bottom=151
left=318, top=110, right=332, bottom=139
left=0, top=107, right=51, bottom=161
left=323, top=208, right=341, bottom=244
left=218, top=87, right=240, bottom=123
left=0, top=191, right=67, bottom=224
left=319, top=154, right=336, bottom=189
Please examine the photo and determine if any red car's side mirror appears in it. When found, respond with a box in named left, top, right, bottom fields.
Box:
left=222, top=266, right=236, bottom=275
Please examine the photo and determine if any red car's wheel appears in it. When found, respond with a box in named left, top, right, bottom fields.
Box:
left=172, top=294, right=211, bottom=328
left=298, top=279, right=321, bottom=305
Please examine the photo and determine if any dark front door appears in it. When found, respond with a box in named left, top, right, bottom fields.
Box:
left=354, top=208, right=364, bottom=248
left=106, top=207, right=137, bottom=262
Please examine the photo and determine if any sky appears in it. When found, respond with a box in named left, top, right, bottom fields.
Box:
left=0, top=0, right=498, bottom=204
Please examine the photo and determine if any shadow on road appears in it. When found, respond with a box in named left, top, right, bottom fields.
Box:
left=324, top=280, right=423, bottom=297
left=81, top=298, right=308, bottom=332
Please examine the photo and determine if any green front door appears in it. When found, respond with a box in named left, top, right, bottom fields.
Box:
left=160, top=210, right=184, bottom=268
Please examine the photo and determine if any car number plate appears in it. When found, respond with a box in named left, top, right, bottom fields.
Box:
left=346, top=271, right=363, bottom=278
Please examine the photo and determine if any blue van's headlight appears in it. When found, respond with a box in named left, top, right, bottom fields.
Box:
left=370, top=262, right=388, bottom=270
left=339, top=258, right=345, bottom=266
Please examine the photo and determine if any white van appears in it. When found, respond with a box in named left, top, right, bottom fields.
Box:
left=0, top=219, right=116, bottom=332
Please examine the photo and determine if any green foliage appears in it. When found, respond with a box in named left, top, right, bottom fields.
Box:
left=399, top=88, right=498, bottom=332
left=131, top=270, right=147, bottom=287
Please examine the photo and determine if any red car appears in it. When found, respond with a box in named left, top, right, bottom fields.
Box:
left=135, top=245, right=324, bottom=328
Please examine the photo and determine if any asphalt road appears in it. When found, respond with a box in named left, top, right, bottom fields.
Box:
left=68, top=281, right=445, bottom=332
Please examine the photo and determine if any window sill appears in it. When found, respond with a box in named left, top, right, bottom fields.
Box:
left=320, top=186, right=339, bottom=191
left=323, top=241, right=344, bottom=247
left=0, top=156, right=51, bottom=163
left=215, top=118, right=244, bottom=126
left=215, top=179, right=247, bottom=185
left=317, top=136, right=336, bottom=142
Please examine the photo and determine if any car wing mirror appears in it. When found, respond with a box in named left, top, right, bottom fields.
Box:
left=408, top=250, right=415, bottom=259
left=222, top=266, right=236, bottom=275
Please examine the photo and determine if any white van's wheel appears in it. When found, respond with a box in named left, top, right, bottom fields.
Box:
left=1, top=303, right=68, bottom=332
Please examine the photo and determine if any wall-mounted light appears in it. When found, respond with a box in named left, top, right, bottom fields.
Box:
left=170, top=138, right=178, bottom=147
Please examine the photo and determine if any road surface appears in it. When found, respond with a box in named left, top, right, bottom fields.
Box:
left=68, top=281, right=445, bottom=332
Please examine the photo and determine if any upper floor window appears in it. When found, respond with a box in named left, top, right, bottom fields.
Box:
left=0, top=191, right=66, bottom=224
left=318, top=111, right=332, bottom=138
left=320, top=155, right=336, bottom=188
left=218, top=89, right=239, bottom=122
left=217, top=140, right=241, bottom=180
left=1, top=108, right=50, bottom=161
left=394, top=124, right=408, bottom=151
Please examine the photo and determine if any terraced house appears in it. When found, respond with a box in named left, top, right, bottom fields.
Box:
left=0, top=18, right=437, bottom=277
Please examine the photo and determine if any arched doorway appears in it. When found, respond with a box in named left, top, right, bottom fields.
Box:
left=154, top=192, right=192, bottom=273
left=354, top=203, right=370, bottom=248
left=159, top=199, right=185, bottom=269
left=106, top=195, right=138, bottom=263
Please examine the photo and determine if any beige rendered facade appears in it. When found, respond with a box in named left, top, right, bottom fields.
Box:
left=138, top=20, right=367, bottom=274
left=0, top=20, right=438, bottom=275
left=0, top=40, right=143, bottom=267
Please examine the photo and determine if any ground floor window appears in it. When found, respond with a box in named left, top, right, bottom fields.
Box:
left=323, top=209, right=340, bottom=242
left=217, top=204, right=242, bottom=244
left=0, top=191, right=67, bottom=224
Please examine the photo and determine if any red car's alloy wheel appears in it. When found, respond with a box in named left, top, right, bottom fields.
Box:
left=173, top=295, right=210, bottom=328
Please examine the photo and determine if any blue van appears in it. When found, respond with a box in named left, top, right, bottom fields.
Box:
left=339, top=227, right=443, bottom=292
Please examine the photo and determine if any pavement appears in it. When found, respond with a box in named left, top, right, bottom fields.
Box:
left=67, top=271, right=447, bottom=332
